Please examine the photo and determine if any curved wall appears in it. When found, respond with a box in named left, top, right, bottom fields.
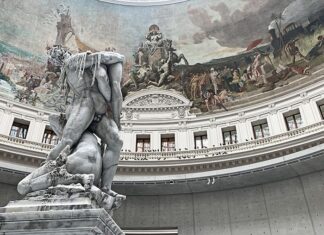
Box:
left=114, top=169, right=324, bottom=235
left=1, top=170, right=324, bottom=235
left=0, top=1, right=324, bottom=233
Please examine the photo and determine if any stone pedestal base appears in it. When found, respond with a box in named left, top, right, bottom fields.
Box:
left=0, top=189, right=125, bottom=235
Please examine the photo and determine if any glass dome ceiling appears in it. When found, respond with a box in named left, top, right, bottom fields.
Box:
left=98, top=0, right=188, bottom=6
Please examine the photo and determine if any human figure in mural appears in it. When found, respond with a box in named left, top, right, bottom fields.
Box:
left=47, top=45, right=71, bottom=73
left=222, top=66, right=233, bottom=91
left=125, top=65, right=140, bottom=89
left=209, top=68, right=221, bottom=95
left=252, top=53, right=263, bottom=79
left=164, top=39, right=189, bottom=66
left=145, top=24, right=163, bottom=54
left=148, top=51, right=173, bottom=87
left=190, top=74, right=200, bottom=100
left=307, top=35, right=324, bottom=60
left=204, top=89, right=228, bottom=112
left=55, top=8, right=74, bottom=46
left=285, top=39, right=309, bottom=64
left=137, top=46, right=145, bottom=65
left=204, top=89, right=218, bottom=111
left=46, top=51, right=124, bottom=194
left=231, top=69, right=244, bottom=92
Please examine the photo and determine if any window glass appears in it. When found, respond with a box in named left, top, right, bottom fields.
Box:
left=136, top=138, right=150, bottom=152
left=223, top=129, right=236, bottom=144
left=295, top=113, right=302, bottom=127
left=9, top=122, right=29, bottom=139
left=252, top=121, right=270, bottom=139
left=319, top=104, right=324, bottom=119
left=285, top=112, right=302, bottom=130
left=194, top=135, right=208, bottom=149
left=286, top=116, right=296, bottom=130
left=161, top=137, right=175, bottom=152
left=42, top=129, right=59, bottom=145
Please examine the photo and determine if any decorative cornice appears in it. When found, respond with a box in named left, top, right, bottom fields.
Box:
left=98, top=0, right=188, bottom=6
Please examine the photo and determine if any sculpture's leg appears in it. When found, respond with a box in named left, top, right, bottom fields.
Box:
left=47, top=97, right=95, bottom=161
left=108, top=62, right=123, bottom=130
left=89, top=185, right=126, bottom=213
left=18, top=166, right=94, bottom=195
left=17, top=160, right=57, bottom=195
left=95, top=64, right=111, bottom=103
left=94, top=116, right=123, bottom=193
left=18, top=146, right=71, bottom=195
left=66, top=133, right=102, bottom=186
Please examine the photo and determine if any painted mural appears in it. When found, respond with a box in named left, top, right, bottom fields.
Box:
left=0, top=0, right=323, bottom=113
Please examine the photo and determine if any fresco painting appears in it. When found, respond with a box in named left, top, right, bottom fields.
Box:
left=0, top=0, right=323, bottom=113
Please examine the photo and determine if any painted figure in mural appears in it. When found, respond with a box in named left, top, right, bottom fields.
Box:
left=222, top=66, right=233, bottom=91
left=285, top=39, right=309, bottom=64
left=148, top=51, right=173, bottom=87
left=137, top=46, right=146, bottom=66
left=145, top=24, right=164, bottom=54
left=204, top=89, right=229, bottom=112
left=189, top=73, right=209, bottom=99
left=126, top=65, right=140, bottom=89
left=46, top=51, right=124, bottom=194
left=307, top=35, right=324, bottom=60
left=190, top=74, right=200, bottom=100
left=47, top=45, right=71, bottom=73
left=252, top=53, right=263, bottom=79
left=55, top=8, right=74, bottom=46
left=164, top=39, right=189, bottom=66
left=209, top=68, right=220, bottom=95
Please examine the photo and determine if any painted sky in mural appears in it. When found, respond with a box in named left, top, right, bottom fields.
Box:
left=1, top=0, right=323, bottom=64
left=0, top=0, right=323, bottom=114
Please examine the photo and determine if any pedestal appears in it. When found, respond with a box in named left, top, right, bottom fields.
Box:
left=0, top=187, right=125, bottom=235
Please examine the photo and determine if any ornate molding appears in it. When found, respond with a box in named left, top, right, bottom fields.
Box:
left=122, top=89, right=193, bottom=120
left=127, top=94, right=185, bottom=107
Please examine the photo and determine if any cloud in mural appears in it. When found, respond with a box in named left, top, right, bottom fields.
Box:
left=187, top=0, right=324, bottom=48
left=269, top=0, right=324, bottom=30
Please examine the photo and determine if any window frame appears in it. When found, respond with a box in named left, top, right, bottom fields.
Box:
left=42, top=129, right=59, bottom=145
left=252, top=121, right=270, bottom=139
left=9, top=121, right=29, bottom=139
left=161, top=135, right=175, bottom=152
left=194, top=133, right=208, bottom=149
left=284, top=112, right=302, bottom=130
left=318, top=103, right=324, bottom=119
left=222, top=127, right=237, bottom=145
left=136, top=136, right=151, bottom=152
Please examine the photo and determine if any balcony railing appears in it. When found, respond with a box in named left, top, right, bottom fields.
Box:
left=120, top=121, right=324, bottom=161
left=0, top=134, right=53, bottom=153
left=0, top=120, right=324, bottom=161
